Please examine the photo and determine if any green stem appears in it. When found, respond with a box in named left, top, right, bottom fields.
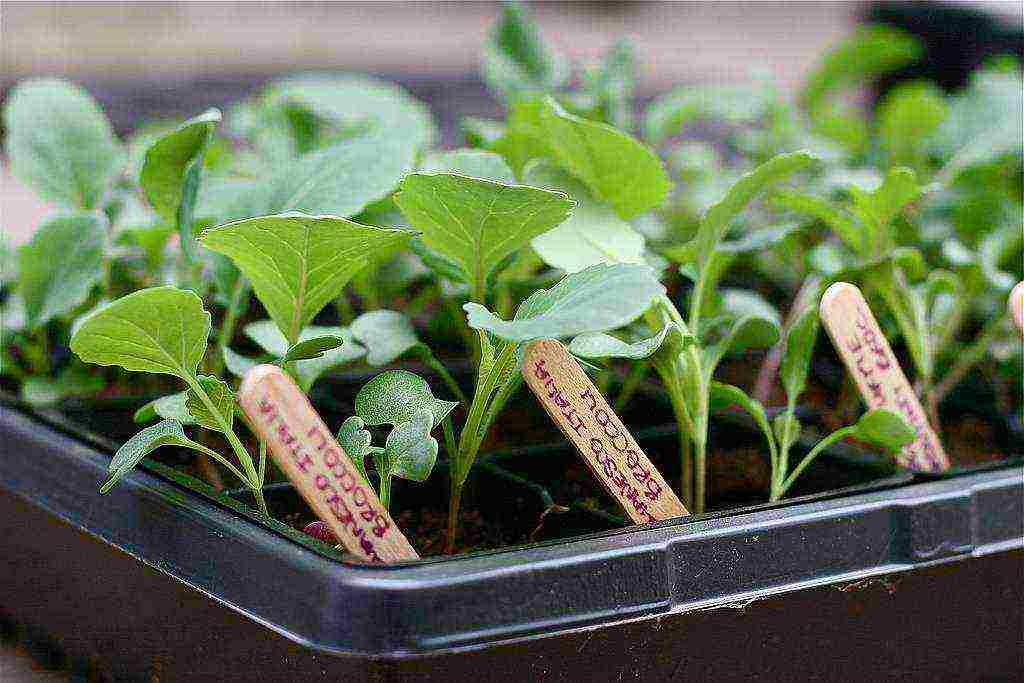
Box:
left=446, top=479, right=464, bottom=555
left=419, top=347, right=468, bottom=404
left=378, top=474, right=392, bottom=510
left=930, top=314, right=1007, bottom=416
left=257, top=438, right=268, bottom=487
left=210, top=279, right=249, bottom=377
left=774, top=427, right=854, bottom=500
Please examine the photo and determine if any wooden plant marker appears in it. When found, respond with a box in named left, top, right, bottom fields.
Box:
left=522, top=339, right=688, bottom=523
left=238, top=364, right=419, bottom=563
left=819, top=282, right=950, bottom=473
left=1010, top=281, right=1024, bottom=334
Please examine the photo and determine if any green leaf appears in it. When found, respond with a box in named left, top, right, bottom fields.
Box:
left=773, top=413, right=802, bottom=449
left=877, top=82, right=948, bottom=168
left=580, top=40, right=636, bottom=131
left=644, top=83, right=772, bottom=145
left=350, top=310, right=420, bottom=366
left=491, top=98, right=552, bottom=177
left=242, top=320, right=365, bottom=389
left=221, top=347, right=259, bottom=379
left=772, top=190, right=863, bottom=253
left=851, top=409, right=916, bottom=452
left=133, top=392, right=193, bottom=425
left=419, top=149, right=516, bottom=183
left=849, top=167, right=921, bottom=256
left=393, top=173, right=572, bottom=301
left=70, top=287, right=211, bottom=380
left=717, top=222, right=802, bottom=254
left=525, top=162, right=646, bottom=272
left=780, top=306, right=819, bottom=403
left=140, top=109, right=222, bottom=226
left=101, top=420, right=209, bottom=494
left=337, top=415, right=376, bottom=481
left=282, top=335, right=346, bottom=363
left=538, top=97, right=672, bottom=219
left=200, top=212, right=412, bottom=344
left=482, top=1, right=567, bottom=99
left=569, top=324, right=694, bottom=361
left=710, top=382, right=775, bottom=452
left=18, top=213, right=107, bottom=330
left=380, top=408, right=438, bottom=483
left=20, top=366, right=105, bottom=406
left=464, top=262, right=665, bottom=343
left=801, top=25, right=921, bottom=114
left=3, top=78, right=122, bottom=209
left=721, top=289, right=782, bottom=330
left=356, top=370, right=457, bottom=429
left=185, top=375, right=235, bottom=432
left=696, top=151, right=817, bottom=263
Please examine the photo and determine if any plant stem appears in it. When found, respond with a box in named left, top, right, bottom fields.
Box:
left=419, top=347, right=467, bottom=404
left=929, top=313, right=1007, bottom=424
left=446, top=479, right=463, bottom=555
left=210, top=278, right=249, bottom=377
left=378, top=474, right=392, bottom=510
left=774, top=427, right=853, bottom=500
left=754, top=275, right=820, bottom=404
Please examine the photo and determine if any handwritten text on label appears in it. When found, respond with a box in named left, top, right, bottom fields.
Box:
left=820, top=282, right=949, bottom=472
left=522, top=340, right=688, bottom=523
left=238, top=365, right=418, bottom=563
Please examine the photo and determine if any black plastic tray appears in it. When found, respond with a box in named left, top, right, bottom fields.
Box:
left=2, top=402, right=1022, bottom=679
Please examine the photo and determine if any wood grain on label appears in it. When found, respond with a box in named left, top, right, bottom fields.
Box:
left=522, top=340, right=688, bottom=523
left=238, top=364, right=418, bottom=563
left=819, top=282, right=949, bottom=473
left=1010, top=281, right=1024, bottom=334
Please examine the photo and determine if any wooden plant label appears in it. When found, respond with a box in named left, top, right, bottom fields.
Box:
left=820, top=282, right=949, bottom=473
left=522, top=339, right=688, bottom=523
left=238, top=364, right=418, bottom=563
left=1010, top=281, right=1024, bottom=334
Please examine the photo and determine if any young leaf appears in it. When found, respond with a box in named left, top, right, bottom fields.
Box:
left=581, top=39, right=636, bottom=131
left=695, top=151, right=817, bottom=262
left=380, top=408, right=438, bottom=482
left=336, top=415, right=377, bottom=481
left=3, top=78, right=122, bottom=209
left=482, top=0, right=567, bottom=99
left=779, top=306, right=819, bottom=403
left=282, top=335, right=346, bottom=363
left=350, top=310, right=419, bottom=366
left=18, top=213, right=107, bottom=330
left=710, top=382, right=775, bottom=453
left=877, top=82, right=948, bottom=168
left=569, top=325, right=689, bottom=360
left=851, top=409, right=916, bottom=452
left=101, top=420, right=211, bottom=494
left=464, top=263, right=665, bottom=343
left=70, top=287, right=211, bottom=380
left=526, top=162, right=646, bottom=272
left=849, top=167, right=921, bottom=256
left=184, top=375, right=235, bottom=432
left=644, top=83, right=771, bottom=146
left=355, top=370, right=457, bottom=428
left=773, top=413, right=802, bottom=448
left=134, top=392, right=194, bottom=425
left=241, top=320, right=365, bottom=389
left=772, top=190, right=863, bottom=253
left=538, top=97, right=672, bottom=219
left=141, top=109, right=221, bottom=226
left=393, top=173, right=572, bottom=301
left=199, top=212, right=413, bottom=344
left=420, top=149, right=516, bottom=183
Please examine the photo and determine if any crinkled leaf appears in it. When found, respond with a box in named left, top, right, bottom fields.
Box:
left=393, top=173, right=571, bottom=300
left=350, top=310, right=419, bottom=366
left=282, top=335, right=346, bottom=363
left=101, top=420, right=208, bottom=494
left=185, top=375, right=235, bottom=432
left=3, top=78, right=122, bottom=209
left=780, top=306, right=819, bottom=403
left=419, top=149, right=515, bottom=183
left=481, top=1, right=567, bottom=99
left=20, top=366, right=105, bottom=406
left=18, top=213, right=107, bottom=330
left=355, top=370, right=456, bottom=428
left=538, top=97, right=671, bottom=219
left=200, top=212, right=412, bottom=344
left=337, top=415, right=376, bottom=481
left=70, top=287, right=211, bottom=380
left=140, top=109, right=221, bottom=226
left=696, top=151, right=817, bottom=263
left=526, top=162, right=646, bottom=272
left=464, top=263, right=665, bottom=343
left=381, top=408, right=438, bottom=483
left=851, top=409, right=916, bottom=452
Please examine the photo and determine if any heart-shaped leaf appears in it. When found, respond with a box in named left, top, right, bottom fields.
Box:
left=337, top=415, right=377, bottom=481
left=200, top=212, right=412, bottom=344
left=70, top=287, right=211, bottom=380
left=464, top=262, right=665, bottom=343
left=18, top=213, right=107, bottom=330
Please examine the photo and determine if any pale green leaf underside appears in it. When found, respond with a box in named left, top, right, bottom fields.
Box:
left=350, top=309, right=420, bottom=366
left=70, top=286, right=211, bottom=379
left=526, top=162, right=645, bottom=273
left=242, top=319, right=365, bottom=388
left=464, top=262, right=665, bottom=343
left=200, top=212, right=412, bottom=344
left=101, top=420, right=207, bottom=494
left=393, top=173, right=572, bottom=299
left=134, top=392, right=194, bottom=425
left=18, top=212, right=107, bottom=330
left=3, top=78, right=122, bottom=209
left=419, top=149, right=516, bottom=184
left=569, top=326, right=670, bottom=360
